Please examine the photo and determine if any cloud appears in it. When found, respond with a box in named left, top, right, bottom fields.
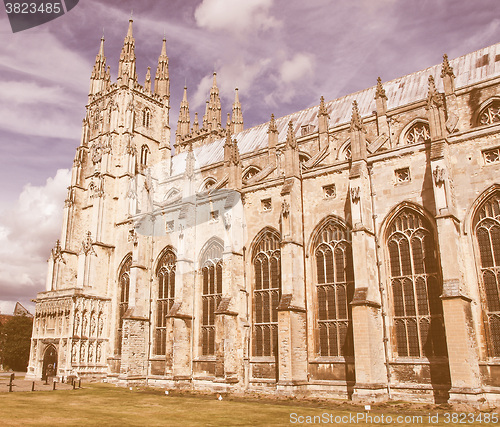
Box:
left=279, top=53, right=314, bottom=84
left=0, top=169, right=71, bottom=312
left=0, top=81, right=68, bottom=106
left=194, top=0, right=280, bottom=34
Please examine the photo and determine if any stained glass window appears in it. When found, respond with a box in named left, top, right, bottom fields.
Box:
left=314, top=220, right=354, bottom=356
left=155, top=249, right=176, bottom=355
left=387, top=209, right=446, bottom=357
left=474, top=191, right=500, bottom=356
left=253, top=230, right=281, bottom=357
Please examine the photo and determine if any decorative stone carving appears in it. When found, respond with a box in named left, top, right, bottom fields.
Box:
left=433, top=165, right=446, bottom=185
left=223, top=212, right=232, bottom=230
left=82, top=231, right=97, bottom=256
left=350, top=186, right=361, bottom=203
left=128, top=228, right=138, bottom=245
left=52, top=240, right=66, bottom=264
left=281, top=200, right=290, bottom=218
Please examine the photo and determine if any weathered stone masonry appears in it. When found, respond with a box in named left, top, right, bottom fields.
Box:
left=27, top=20, right=500, bottom=405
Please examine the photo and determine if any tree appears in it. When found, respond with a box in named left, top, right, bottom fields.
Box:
left=0, top=316, right=33, bottom=371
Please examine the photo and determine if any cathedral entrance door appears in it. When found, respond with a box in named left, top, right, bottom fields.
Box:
left=42, top=345, right=57, bottom=381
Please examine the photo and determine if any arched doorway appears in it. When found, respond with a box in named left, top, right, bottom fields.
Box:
left=42, top=345, right=57, bottom=380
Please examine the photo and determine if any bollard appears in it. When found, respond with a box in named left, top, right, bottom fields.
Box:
left=53, top=381, right=56, bottom=391
left=78, top=379, right=81, bottom=388
left=9, top=374, right=13, bottom=392
left=73, top=381, right=76, bottom=390
left=32, top=381, right=35, bottom=392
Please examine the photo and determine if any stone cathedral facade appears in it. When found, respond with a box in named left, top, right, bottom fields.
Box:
left=27, top=20, right=500, bottom=405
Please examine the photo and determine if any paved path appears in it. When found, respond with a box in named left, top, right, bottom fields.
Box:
left=0, top=373, right=78, bottom=392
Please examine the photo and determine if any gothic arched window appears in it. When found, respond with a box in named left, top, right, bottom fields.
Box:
left=474, top=191, right=500, bottom=356
left=199, top=177, right=217, bottom=193
left=404, top=121, right=430, bottom=145
left=200, top=240, right=223, bottom=356
left=155, top=248, right=176, bottom=355
left=143, top=108, right=151, bottom=128
left=477, top=100, right=500, bottom=126
left=140, top=145, right=150, bottom=167
left=117, top=254, right=132, bottom=355
left=387, top=208, right=447, bottom=358
left=253, top=229, right=281, bottom=357
left=243, top=166, right=261, bottom=182
left=314, top=219, right=354, bottom=357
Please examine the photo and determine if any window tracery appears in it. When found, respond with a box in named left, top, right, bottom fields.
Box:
left=140, top=145, right=150, bottom=167
left=404, top=122, right=430, bottom=145
left=314, top=219, right=354, bottom=357
left=474, top=191, right=500, bottom=356
left=200, top=240, right=223, bottom=356
left=253, top=230, right=281, bottom=357
left=142, top=108, right=151, bottom=128
left=155, top=248, right=176, bottom=355
left=117, top=254, right=131, bottom=355
left=243, top=166, right=261, bottom=182
left=478, top=101, right=500, bottom=126
left=387, top=209, right=447, bottom=358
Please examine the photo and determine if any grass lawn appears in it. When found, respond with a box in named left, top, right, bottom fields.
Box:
left=0, top=383, right=497, bottom=426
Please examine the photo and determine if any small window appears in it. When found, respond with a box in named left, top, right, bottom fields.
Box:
left=395, top=167, right=411, bottom=183
left=143, top=108, right=151, bottom=128
left=301, top=124, right=314, bottom=136
left=261, top=198, right=272, bottom=211
left=166, top=220, right=174, bottom=233
left=483, top=147, right=500, bottom=164
left=243, top=166, right=261, bottom=182
left=200, top=178, right=217, bottom=193
left=141, top=145, right=150, bottom=167
left=478, top=101, right=500, bottom=126
left=405, top=122, right=430, bottom=145
left=323, top=184, right=336, bottom=199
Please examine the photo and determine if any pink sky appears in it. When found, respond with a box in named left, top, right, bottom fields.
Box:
left=0, top=0, right=499, bottom=313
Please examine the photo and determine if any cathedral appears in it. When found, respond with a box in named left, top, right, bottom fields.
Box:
left=27, top=19, right=500, bottom=405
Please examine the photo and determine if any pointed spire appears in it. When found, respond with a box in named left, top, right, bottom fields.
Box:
left=89, top=36, right=107, bottom=95
left=203, top=101, right=209, bottom=129
left=286, top=121, right=297, bottom=150
left=318, top=96, right=328, bottom=116
left=349, top=100, right=367, bottom=161
left=350, top=101, right=364, bottom=132
left=426, top=75, right=443, bottom=108
left=268, top=114, right=277, bottom=134
left=118, top=19, right=137, bottom=87
left=375, top=77, right=387, bottom=100
left=441, top=54, right=455, bottom=78
left=441, top=53, right=456, bottom=96
left=224, top=134, right=240, bottom=166
left=268, top=114, right=278, bottom=158
left=226, top=112, right=232, bottom=132
left=192, top=112, right=199, bottom=133
left=176, top=86, right=190, bottom=139
left=207, top=72, right=222, bottom=130
left=317, top=96, right=330, bottom=149
left=375, top=77, right=388, bottom=119
left=231, top=88, right=244, bottom=133
left=144, top=67, right=151, bottom=93
left=154, top=37, right=170, bottom=99
left=98, top=35, right=105, bottom=57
